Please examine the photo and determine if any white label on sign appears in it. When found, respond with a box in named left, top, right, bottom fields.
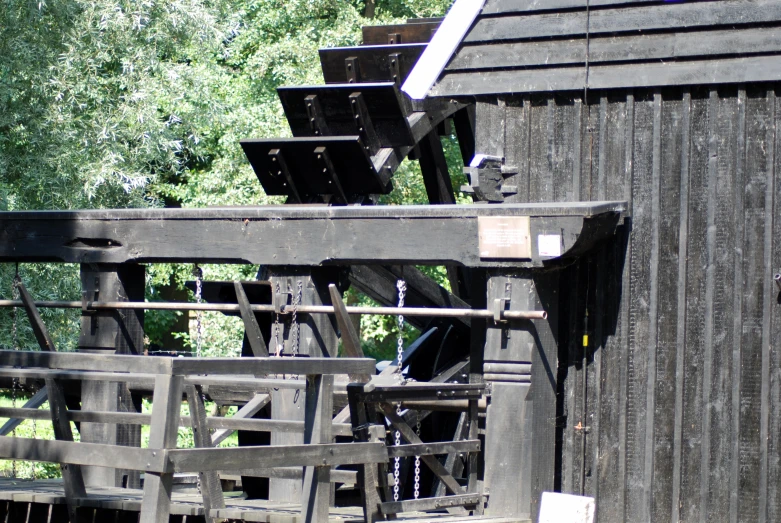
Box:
left=538, top=234, right=562, bottom=257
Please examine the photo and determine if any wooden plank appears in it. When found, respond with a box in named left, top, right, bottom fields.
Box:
left=319, top=44, right=426, bottom=84
left=45, top=377, right=87, bottom=523
left=482, top=0, right=661, bottom=14
left=348, top=389, right=384, bottom=522
left=327, top=284, right=364, bottom=360
left=222, top=467, right=357, bottom=484
left=170, top=357, right=376, bottom=378
left=278, top=83, right=414, bottom=148
left=0, top=388, right=48, bottom=436
left=466, top=0, right=781, bottom=43
left=362, top=23, right=440, bottom=45
left=16, top=282, right=57, bottom=351
left=378, top=404, right=465, bottom=496
left=418, top=130, right=456, bottom=204
left=0, top=437, right=165, bottom=472
left=301, top=375, right=333, bottom=523
left=240, top=137, right=388, bottom=197
left=380, top=494, right=482, bottom=514
left=386, top=440, right=480, bottom=458
left=0, top=350, right=172, bottom=375
left=448, top=27, right=781, bottom=72
left=433, top=55, right=781, bottom=96
left=0, top=203, right=625, bottom=268
left=184, top=384, right=225, bottom=523
left=234, top=282, right=269, bottom=357
left=140, top=375, right=184, bottom=523
left=211, top=394, right=271, bottom=447
left=167, top=443, right=387, bottom=473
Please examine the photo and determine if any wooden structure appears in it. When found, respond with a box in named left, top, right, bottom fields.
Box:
left=4, top=0, right=778, bottom=522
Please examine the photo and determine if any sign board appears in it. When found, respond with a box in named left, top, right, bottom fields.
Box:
left=477, top=216, right=531, bottom=259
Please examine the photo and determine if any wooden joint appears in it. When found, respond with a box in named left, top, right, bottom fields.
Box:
left=388, top=53, right=402, bottom=85
left=268, top=149, right=302, bottom=203
left=304, top=94, right=329, bottom=136
left=344, top=56, right=360, bottom=83
left=349, top=92, right=381, bottom=156
left=314, top=146, right=348, bottom=204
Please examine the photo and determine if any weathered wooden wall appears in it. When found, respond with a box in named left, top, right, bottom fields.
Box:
left=473, top=85, right=781, bottom=523
left=434, top=1, right=781, bottom=520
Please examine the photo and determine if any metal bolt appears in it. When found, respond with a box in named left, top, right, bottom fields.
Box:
left=775, top=273, right=781, bottom=291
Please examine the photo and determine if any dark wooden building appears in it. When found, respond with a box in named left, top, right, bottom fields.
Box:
left=403, top=0, right=781, bottom=521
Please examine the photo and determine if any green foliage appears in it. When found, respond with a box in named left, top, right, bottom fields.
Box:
left=1, top=0, right=458, bottom=357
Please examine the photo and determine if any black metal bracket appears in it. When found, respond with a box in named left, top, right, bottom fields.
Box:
left=314, top=146, right=348, bottom=204
left=388, top=52, right=402, bottom=85
left=268, top=149, right=302, bottom=203
left=461, top=155, right=519, bottom=202
left=344, top=56, right=359, bottom=83
left=304, top=94, right=329, bottom=137
left=81, top=276, right=99, bottom=316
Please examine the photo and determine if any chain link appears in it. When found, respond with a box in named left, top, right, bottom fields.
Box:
left=291, top=281, right=302, bottom=357
left=193, top=266, right=203, bottom=358
left=273, top=282, right=283, bottom=357
left=11, top=269, right=19, bottom=478
left=392, top=280, right=406, bottom=502
left=414, top=420, right=421, bottom=499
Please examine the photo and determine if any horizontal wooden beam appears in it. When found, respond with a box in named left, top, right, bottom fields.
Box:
left=380, top=494, right=483, bottom=514
left=0, top=350, right=375, bottom=378
left=0, top=408, right=354, bottom=436
left=386, top=439, right=480, bottom=458
left=0, top=203, right=625, bottom=268
left=0, top=436, right=165, bottom=472
left=221, top=467, right=357, bottom=483
left=168, top=442, right=387, bottom=473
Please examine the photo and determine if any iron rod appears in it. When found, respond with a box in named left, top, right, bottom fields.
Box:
left=0, top=300, right=547, bottom=320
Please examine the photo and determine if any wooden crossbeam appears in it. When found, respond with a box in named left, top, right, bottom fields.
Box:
left=378, top=404, right=465, bottom=496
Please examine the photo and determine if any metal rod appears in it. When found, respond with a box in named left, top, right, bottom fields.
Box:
left=0, top=300, right=547, bottom=320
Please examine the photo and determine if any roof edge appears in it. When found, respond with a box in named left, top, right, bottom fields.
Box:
left=401, top=0, right=486, bottom=100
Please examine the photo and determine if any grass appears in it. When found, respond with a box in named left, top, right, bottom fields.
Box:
left=0, top=393, right=239, bottom=480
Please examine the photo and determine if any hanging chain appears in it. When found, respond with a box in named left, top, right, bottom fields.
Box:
left=392, top=279, right=406, bottom=502
left=273, top=282, right=283, bottom=357
left=11, top=268, right=19, bottom=478
left=395, top=280, right=406, bottom=382
left=291, top=281, right=302, bottom=357
left=414, top=420, right=421, bottom=499
left=193, top=266, right=203, bottom=358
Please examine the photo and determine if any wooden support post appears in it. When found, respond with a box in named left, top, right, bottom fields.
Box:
left=348, top=386, right=385, bottom=523
left=482, top=272, right=558, bottom=521
left=268, top=149, right=302, bottom=204
left=78, top=264, right=144, bottom=488
left=418, top=130, right=456, bottom=205
left=234, top=281, right=269, bottom=357
left=45, top=376, right=87, bottom=523
left=140, top=374, right=183, bottom=523
left=453, top=105, right=476, bottom=166
left=185, top=384, right=225, bottom=522
left=263, top=269, right=341, bottom=503
left=301, top=374, right=333, bottom=523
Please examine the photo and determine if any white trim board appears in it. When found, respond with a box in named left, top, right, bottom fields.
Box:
left=401, top=0, right=486, bottom=100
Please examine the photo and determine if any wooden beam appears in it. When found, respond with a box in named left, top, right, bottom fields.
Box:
left=210, top=394, right=270, bottom=446
left=234, top=281, right=268, bottom=357
left=301, top=375, right=333, bottom=523
left=185, top=384, right=225, bottom=522
left=380, top=494, right=482, bottom=515
left=16, top=282, right=57, bottom=351
left=0, top=203, right=625, bottom=268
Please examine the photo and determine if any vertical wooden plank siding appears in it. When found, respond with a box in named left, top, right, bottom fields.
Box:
left=483, top=84, right=780, bottom=521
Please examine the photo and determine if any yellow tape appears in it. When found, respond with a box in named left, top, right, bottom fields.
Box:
left=582, top=334, right=589, bottom=348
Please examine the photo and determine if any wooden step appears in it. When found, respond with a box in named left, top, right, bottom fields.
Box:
left=278, top=82, right=415, bottom=148
left=319, top=44, right=426, bottom=84
left=240, top=137, right=391, bottom=202
left=362, top=21, right=441, bottom=45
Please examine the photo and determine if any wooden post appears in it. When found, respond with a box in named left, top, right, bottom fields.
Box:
left=78, top=264, right=144, bottom=488
left=301, top=374, right=333, bottom=523
left=482, top=271, right=559, bottom=521
left=348, top=385, right=385, bottom=523
left=264, top=269, right=340, bottom=503
left=140, top=374, right=183, bottom=523
left=185, top=384, right=225, bottom=522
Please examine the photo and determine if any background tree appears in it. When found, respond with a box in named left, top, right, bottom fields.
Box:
left=0, top=0, right=458, bottom=357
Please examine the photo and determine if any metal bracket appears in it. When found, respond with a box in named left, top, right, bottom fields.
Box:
left=273, top=290, right=292, bottom=314
left=81, top=276, right=99, bottom=315
left=314, top=146, right=348, bottom=204
left=492, top=298, right=509, bottom=324
left=349, top=92, right=381, bottom=156
left=461, top=155, right=519, bottom=203
left=304, top=94, right=329, bottom=137
left=269, top=149, right=302, bottom=203
left=388, top=52, right=402, bottom=85
left=387, top=32, right=402, bottom=45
